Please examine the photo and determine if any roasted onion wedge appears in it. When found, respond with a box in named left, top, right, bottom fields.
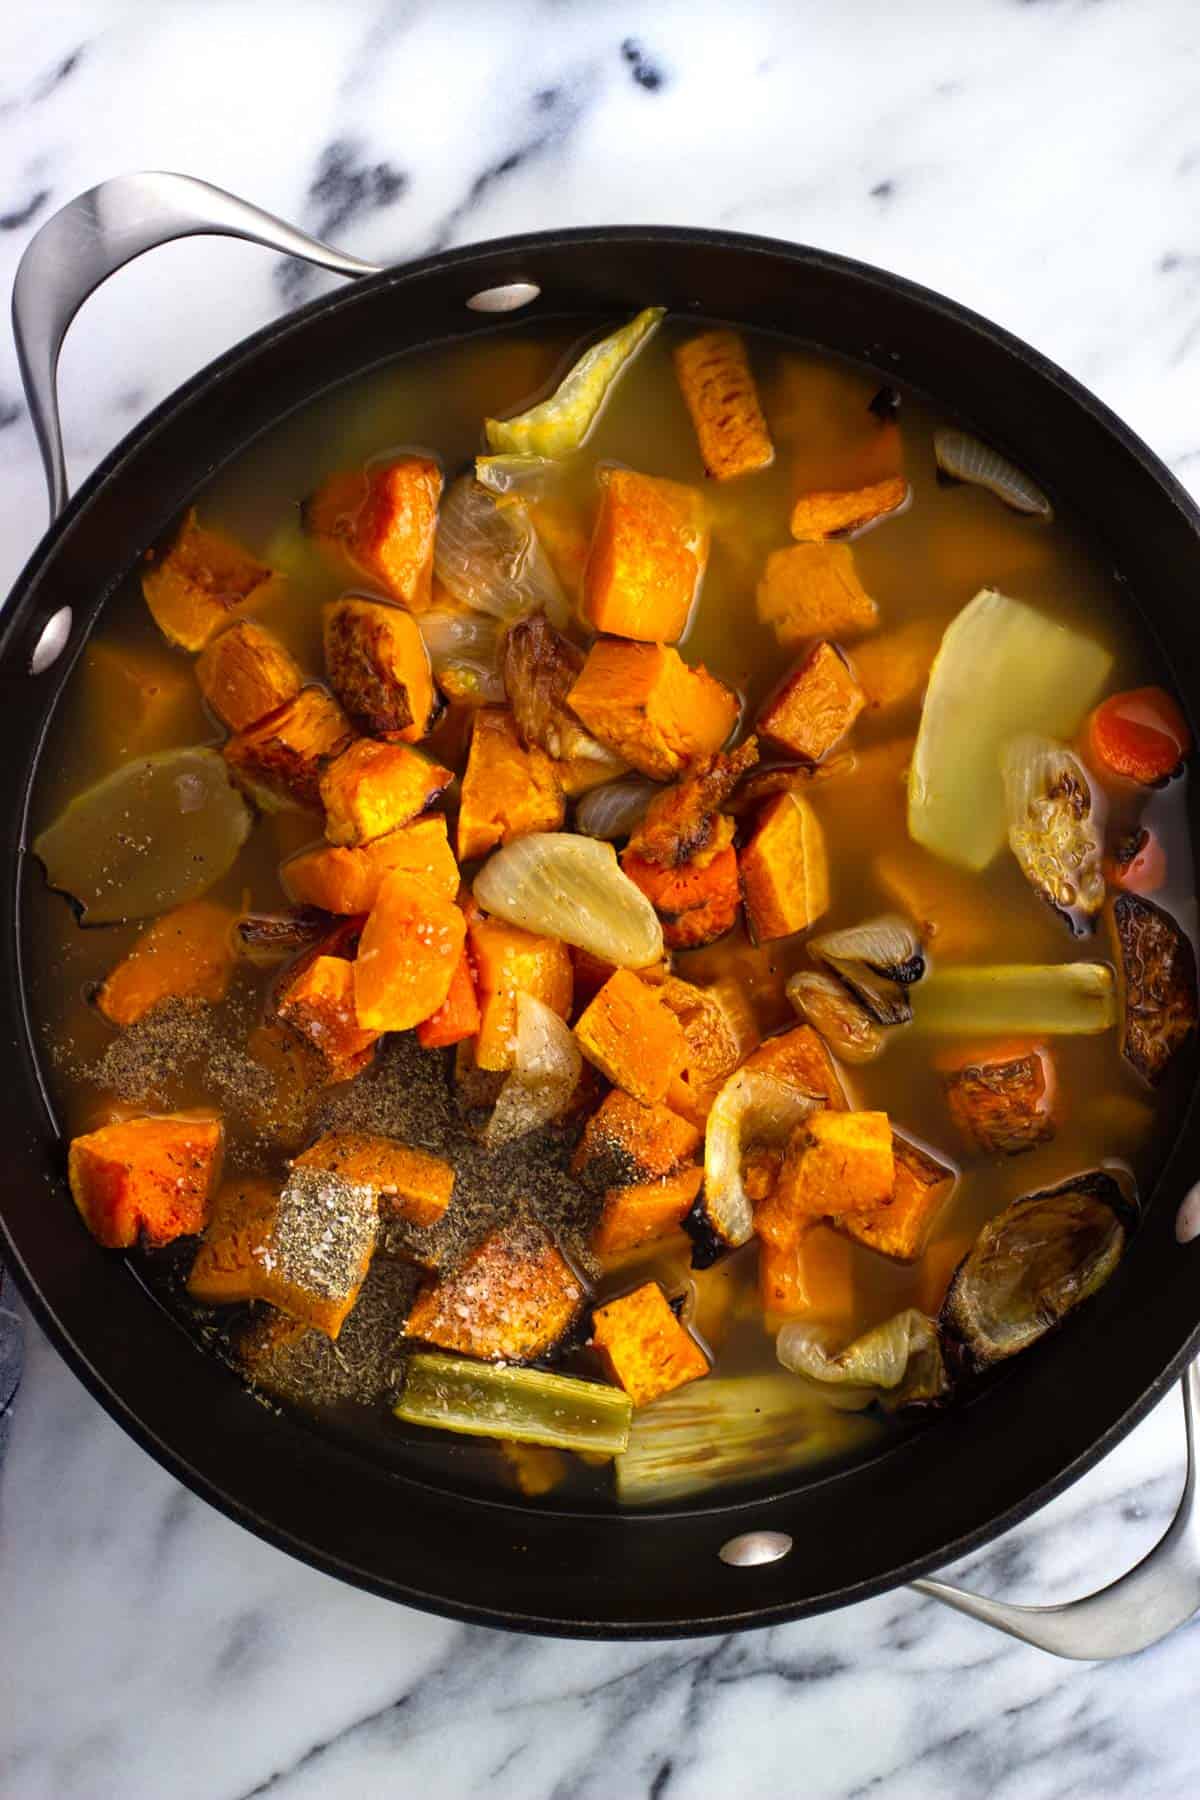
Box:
left=808, top=915, right=925, bottom=1025
left=777, top=1308, right=948, bottom=1411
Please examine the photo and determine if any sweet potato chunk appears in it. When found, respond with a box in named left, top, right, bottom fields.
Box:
left=574, top=969, right=687, bottom=1104
left=406, top=1224, right=583, bottom=1361
left=658, top=975, right=759, bottom=1123
left=583, top=468, right=709, bottom=642
left=196, top=621, right=304, bottom=732
left=757, top=643, right=865, bottom=763
left=756, top=542, right=878, bottom=648
left=572, top=1088, right=701, bottom=1190
left=744, top=1024, right=847, bottom=1110
left=468, top=913, right=574, bottom=1070
left=277, top=954, right=380, bottom=1075
left=322, top=596, right=435, bottom=743
left=593, top=1166, right=704, bottom=1258
left=591, top=1281, right=708, bottom=1406
left=758, top=1112, right=893, bottom=1247
left=97, top=898, right=236, bottom=1027
left=623, top=842, right=741, bottom=949
left=456, top=706, right=564, bottom=862
left=320, top=738, right=452, bottom=847
left=142, top=510, right=274, bottom=651
left=295, top=1132, right=453, bottom=1226
left=416, top=945, right=481, bottom=1049
left=283, top=815, right=459, bottom=914
left=836, top=1134, right=956, bottom=1263
left=305, top=456, right=442, bottom=609
left=1112, top=892, right=1199, bottom=1084
left=354, top=871, right=466, bottom=1031
left=943, top=1048, right=1055, bottom=1154
left=674, top=329, right=774, bottom=481
left=568, top=640, right=738, bottom=780
left=849, top=618, right=942, bottom=718
left=789, top=476, right=909, bottom=542
left=224, top=686, right=355, bottom=812
left=69, top=1112, right=223, bottom=1249
left=739, top=791, right=829, bottom=942
left=759, top=1225, right=855, bottom=1320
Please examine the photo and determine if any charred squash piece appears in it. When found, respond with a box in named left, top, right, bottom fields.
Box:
left=567, top=640, right=738, bottom=780
left=574, top=969, right=688, bottom=1105
left=295, top=1132, right=454, bottom=1226
left=744, top=1025, right=847, bottom=1111
left=354, top=871, right=466, bottom=1032
left=759, top=1225, right=856, bottom=1321
left=582, top=468, right=709, bottom=643
left=622, top=842, right=741, bottom=949
left=456, top=706, right=564, bottom=862
left=572, top=1088, right=701, bottom=1190
left=195, top=620, right=304, bottom=732
left=625, top=740, right=757, bottom=868
left=224, top=686, right=355, bottom=812
left=788, top=475, right=909, bottom=541
left=835, top=1134, right=957, bottom=1263
left=468, top=912, right=574, bottom=1071
left=673, top=330, right=774, bottom=481
left=756, top=542, right=878, bottom=648
left=69, top=1112, right=223, bottom=1249
left=658, top=974, right=759, bottom=1123
left=405, top=1224, right=584, bottom=1362
left=757, top=642, right=865, bottom=763
left=320, top=738, right=452, bottom=847
left=591, top=1281, right=709, bottom=1407
left=97, top=898, right=237, bottom=1026
left=305, top=456, right=442, bottom=609
left=283, top=815, right=459, bottom=914
left=416, top=945, right=481, bottom=1049
left=739, top=791, right=830, bottom=942
left=759, top=1110, right=894, bottom=1240
left=142, top=510, right=275, bottom=651
left=943, top=1047, right=1055, bottom=1154
left=592, top=1166, right=704, bottom=1258
left=277, top=953, right=380, bottom=1076
left=1112, top=892, right=1199, bottom=1084
left=849, top=618, right=942, bottom=718
left=502, top=612, right=624, bottom=788
left=322, top=596, right=436, bottom=742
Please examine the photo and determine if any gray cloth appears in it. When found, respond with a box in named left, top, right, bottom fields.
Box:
left=0, top=1263, right=22, bottom=1469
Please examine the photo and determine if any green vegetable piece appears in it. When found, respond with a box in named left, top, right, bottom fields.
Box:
left=484, top=306, right=666, bottom=458
left=908, top=588, right=1112, bottom=871
left=34, top=746, right=253, bottom=925
left=394, top=1352, right=632, bottom=1454
left=911, top=962, right=1117, bottom=1035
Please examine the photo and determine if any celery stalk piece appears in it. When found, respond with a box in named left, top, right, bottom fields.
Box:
left=484, top=306, right=666, bottom=458
left=911, top=962, right=1117, bottom=1036
left=616, top=1374, right=873, bottom=1505
left=394, top=1353, right=632, bottom=1454
left=908, top=588, right=1112, bottom=871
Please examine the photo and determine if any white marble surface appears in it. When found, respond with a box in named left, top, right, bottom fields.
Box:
left=3, top=1, right=1200, bottom=1794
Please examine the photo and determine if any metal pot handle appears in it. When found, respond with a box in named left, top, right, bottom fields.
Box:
left=12, top=170, right=382, bottom=521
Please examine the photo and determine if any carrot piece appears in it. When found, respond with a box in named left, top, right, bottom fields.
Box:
left=224, top=687, right=355, bottom=812
left=278, top=953, right=381, bottom=1073
left=590, top=1282, right=709, bottom=1406
left=757, top=641, right=865, bottom=762
left=97, top=898, right=237, bottom=1027
left=319, top=739, right=452, bottom=847
left=759, top=1225, right=855, bottom=1320
left=354, top=870, right=467, bottom=1032
left=1088, top=686, right=1191, bottom=785
left=835, top=1134, right=957, bottom=1262
left=456, top=706, right=564, bottom=862
left=582, top=468, right=709, bottom=642
left=68, top=1112, right=223, bottom=1248
left=789, top=475, right=909, bottom=541
left=674, top=330, right=774, bottom=481
left=195, top=620, right=304, bottom=732
left=567, top=640, right=738, bottom=780
left=622, top=844, right=741, bottom=949
left=416, top=944, right=481, bottom=1048
left=572, top=1088, right=701, bottom=1188
left=756, top=541, right=878, bottom=648
left=142, top=510, right=275, bottom=651
left=295, top=1132, right=454, bottom=1226
left=942, top=1046, right=1055, bottom=1155
left=592, top=1166, right=704, bottom=1258
left=282, top=815, right=459, bottom=914
left=406, top=1225, right=583, bottom=1361
left=739, top=791, right=830, bottom=942
left=305, top=456, right=442, bottom=609
left=574, top=969, right=688, bottom=1105
left=1103, top=828, right=1167, bottom=895
left=468, top=912, right=574, bottom=1071
left=849, top=618, right=942, bottom=718
left=744, top=1025, right=847, bottom=1110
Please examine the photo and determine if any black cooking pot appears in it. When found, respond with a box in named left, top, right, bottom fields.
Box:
left=3, top=173, right=1200, bottom=1645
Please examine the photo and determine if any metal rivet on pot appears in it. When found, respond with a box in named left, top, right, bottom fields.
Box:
left=466, top=282, right=541, bottom=313
left=30, top=606, right=72, bottom=674
left=1176, top=1181, right=1200, bottom=1244
left=719, top=1530, right=793, bottom=1568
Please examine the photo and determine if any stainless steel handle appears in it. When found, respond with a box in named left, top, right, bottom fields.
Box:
left=12, top=169, right=382, bottom=520
left=912, top=1359, right=1200, bottom=1659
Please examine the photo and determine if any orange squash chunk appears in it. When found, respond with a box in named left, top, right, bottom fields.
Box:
left=943, top=1047, right=1055, bottom=1155
left=354, top=870, right=466, bottom=1032
left=789, top=475, right=909, bottom=541
left=97, top=898, right=237, bottom=1027
left=658, top=974, right=759, bottom=1123
left=468, top=912, right=573, bottom=1071
left=582, top=468, right=709, bottom=642
left=68, top=1112, right=223, bottom=1249
left=591, top=1281, right=708, bottom=1406
left=739, top=791, right=829, bottom=942
left=568, top=640, right=738, bottom=780
left=574, top=969, right=687, bottom=1105
left=674, top=330, right=774, bottom=482
left=322, top=596, right=435, bottom=742
left=456, top=706, right=564, bottom=862
left=836, top=1134, right=956, bottom=1263
left=277, top=954, right=380, bottom=1074
left=283, top=815, right=459, bottom=914
left=757, top=642, right=865, bottom=763
left=744, top=1024, right=847, bottom=1110
left=186, top=1176, right=279, bottom=1306
left=768, top=1111, right=894, bottom=1230
left=593, top=1166, right=704, bottom=1258
left=759, top=1225, right=855, bottom=1320
left=305, top=456, right=442, bottom=609
left=142, top=510, right=275, bottom=651
left=756, top=542, right=878, bottom=648
left=406, top=1225, right=583, bottom=1361
left=572, top=1088, right=701, bottom=1189
left=849, top=618, right=942, bottom=718
left=416, top=944, right=481, bottom=1049
left=196, top=620, right=304, bottom=732
left=295, top=1132, right=454, bottom=1226
left=224, top=686, right=355, bottom=811
left=320, top=738, right=452, bottom=847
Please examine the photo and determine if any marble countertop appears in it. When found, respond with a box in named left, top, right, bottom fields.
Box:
left=3, top=2, right=1200, bottom=1794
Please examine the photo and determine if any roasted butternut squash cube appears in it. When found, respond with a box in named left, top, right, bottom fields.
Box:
left=759, top=1225, right=855, bottom=1320
left=744, top=1024, right=847, bottom=1111
left=770, top=1111, right=894, bottom=1228
left=405, top=1224, right=584, bottom=1361
left=354, top=871, right=466, bottom=1032
left=415, top=945, right=481, bottom=1049
left=320, top=738, right=452, bottom=847
left=68, top=1112, right=223, bottom=1249
left=591, top=1281, right=709, bottom=1406
left=80, top=639, right=197, bottom=764
left=756, top=542, right=878, bottom=648
left=943, top=1048, right=1055, bottom=1154
left=789, top=475, right=909, bottom=542
left=277, top=954, right=380, bottom=1075
left=196, top=620, right=304, bottom=732
left=224, top=686, right=355, bottom=812
left=572, top=1088, right=701, bottom=1190
left=757, top=641, right=865, bottom=763
left=658, top=975, right=759, bottom=1123
left=468, top=912, right=574, bottom=1071
left=593, top=1166, right=704, bottom=1258
left=295, top=1132, right=454, bottom=1226
left=323, top=596, right=435, bottom=742
left=582, top=468, right=709, bottom=642
left=305, top=456, right=442, bottom=609
left=568, top=640, right=738, bottom=780
left=142, top=510, right=275, bottom=651
left=836, top=1134, right=956, bottom=1263
left=849, top=617, right=942, bottom=718
left=186, top=1176, right=278, bottom=1306
left=739, top=791, right=829, bottom=942
left=574, top=969, right=687, bottom=1105
left=674, top=330, right=774, bottom=482
left=283, top=814, right=459, bottom=915
left=456, top=707, right=564, bottom=863
left=97, top=898, right=237, bottom=1027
